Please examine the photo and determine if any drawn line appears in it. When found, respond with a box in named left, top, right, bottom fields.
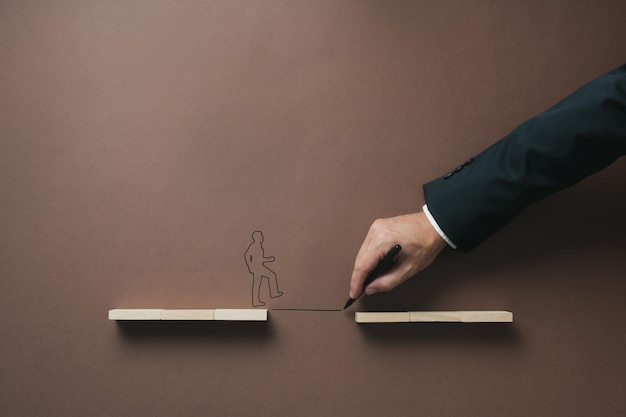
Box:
left=272, top=308, right=341, bottom=312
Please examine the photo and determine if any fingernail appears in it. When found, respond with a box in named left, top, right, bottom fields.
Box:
left=365, top=288, right=379, bottom=296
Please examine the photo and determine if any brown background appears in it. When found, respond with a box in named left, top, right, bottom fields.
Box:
left=1, top=1, right=625, bottom=416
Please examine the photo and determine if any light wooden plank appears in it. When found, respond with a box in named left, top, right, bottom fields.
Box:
left=214, top=309, right=267, bottom=321
left=355, top=312, right=410, bottom=323
left=160, top=309, right=215, bottom=320
left=409, top=311, right=462, bottom=322
left=356, top=311, right=514, bottom=323
left=460, top=311, right=513, bottom=322
left=108, top=309, right=163, bottom=320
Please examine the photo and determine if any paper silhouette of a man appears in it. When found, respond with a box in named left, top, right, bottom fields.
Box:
left=244, top=231, right=283, bottom=307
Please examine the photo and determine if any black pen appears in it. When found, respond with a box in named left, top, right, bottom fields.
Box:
left=343, top=244, right=402, bottom=310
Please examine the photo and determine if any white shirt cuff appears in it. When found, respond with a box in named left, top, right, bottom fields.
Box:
left=422, top=204, right=457, bottom=249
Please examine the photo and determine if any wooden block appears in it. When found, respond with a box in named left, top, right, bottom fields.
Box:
left=214, top=309, right=267, bottom=321
left=160, top=309, right=215, bottom=320
left=108, top=309, right=163, bottom=320
left=460, top=311, right=513, bottom=323
left=409, top=311, right=462, bottom=322
left=356, top=311, right=513, bottom=323
left=355, top=312, right=410, bottom=323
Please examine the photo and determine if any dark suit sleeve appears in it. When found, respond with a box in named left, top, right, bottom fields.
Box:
left=423, top=64, right=626, bottom=252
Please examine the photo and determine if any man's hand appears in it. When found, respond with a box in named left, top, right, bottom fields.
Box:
left=349, top=211, right=447, bottom=299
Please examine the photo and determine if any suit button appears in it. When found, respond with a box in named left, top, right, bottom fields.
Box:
left=444, top=172, right=453, bottom=180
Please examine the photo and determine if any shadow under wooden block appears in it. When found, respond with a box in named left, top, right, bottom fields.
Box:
left=357, top=321, right=520, bottom=347
left=115, top=319, right=273, bottom=342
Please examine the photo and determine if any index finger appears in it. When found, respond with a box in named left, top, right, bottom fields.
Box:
left=349, top=240, right=389, bottom=299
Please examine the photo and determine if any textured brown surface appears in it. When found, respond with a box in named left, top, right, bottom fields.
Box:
left=1, top=1, right=625, bottom=416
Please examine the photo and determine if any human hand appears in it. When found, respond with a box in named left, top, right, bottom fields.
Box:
left=349, top=211, right=447, bottom=299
